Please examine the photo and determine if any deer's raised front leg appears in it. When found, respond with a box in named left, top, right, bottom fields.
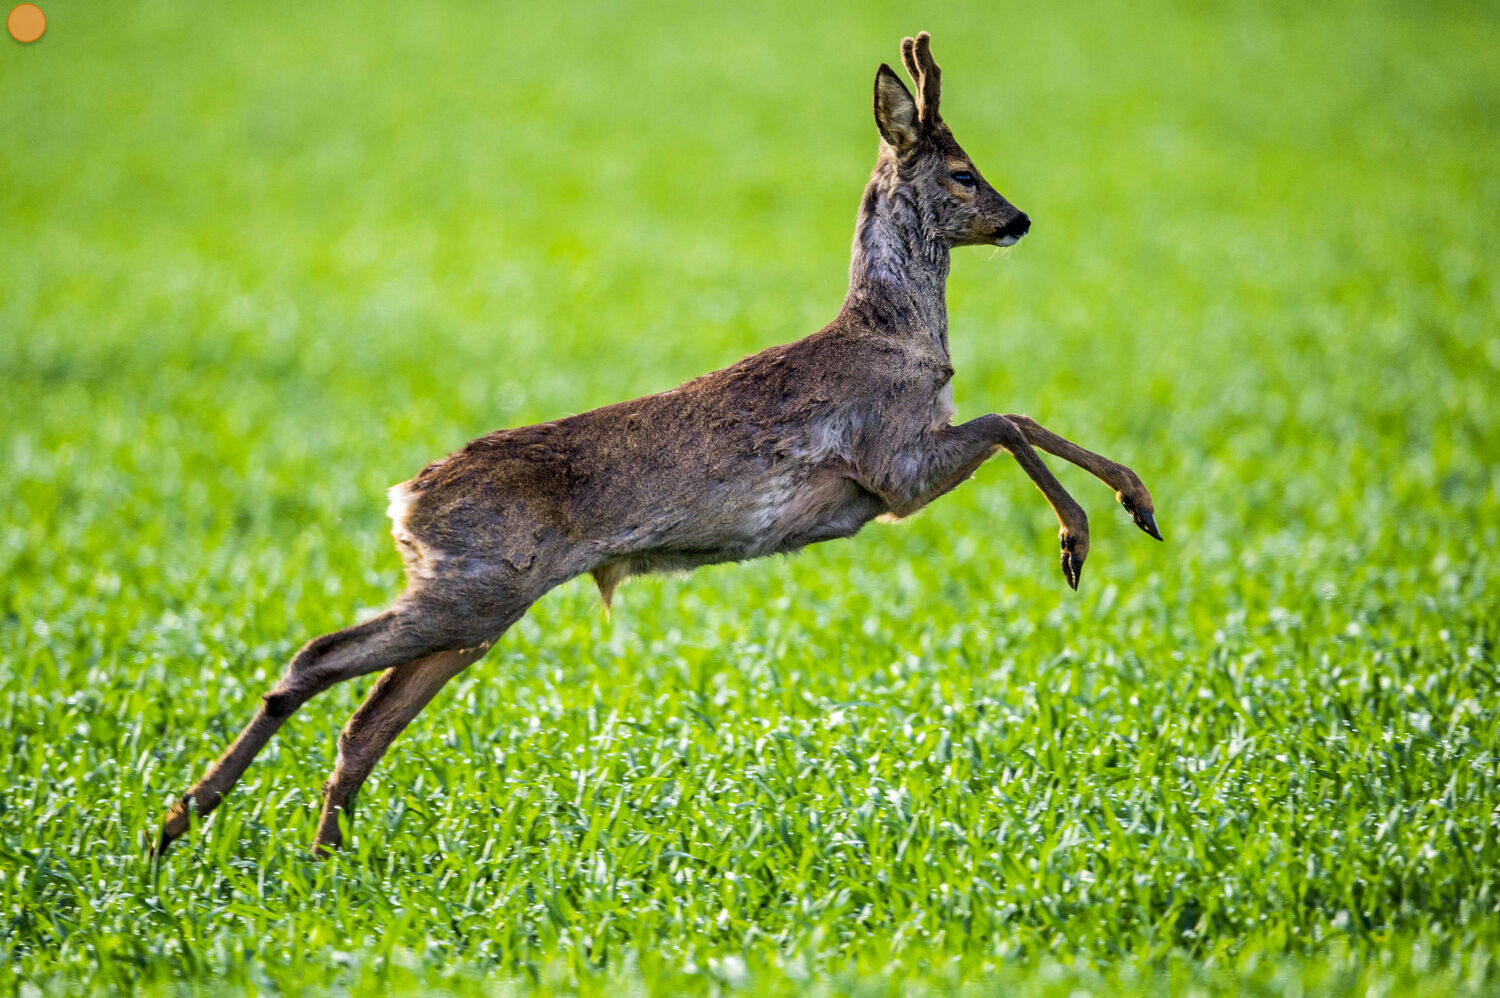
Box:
left=1003, top=414, right=1163, bottom=541
left=864, top=414, right=1090, bottom=590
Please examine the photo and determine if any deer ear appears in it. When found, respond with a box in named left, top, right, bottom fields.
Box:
left=873, top=64, right=920, bottom=151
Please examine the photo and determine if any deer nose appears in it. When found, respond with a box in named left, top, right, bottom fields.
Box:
left=995, top=212, right=1030, bottom=246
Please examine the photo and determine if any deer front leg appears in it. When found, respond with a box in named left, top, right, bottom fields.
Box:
left=869, top=414, right=1091, bottom=590
left=1004, top=414, right=1162, bottom=541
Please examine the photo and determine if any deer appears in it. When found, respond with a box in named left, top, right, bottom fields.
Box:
left=153, top=32, right=1162, bottom=857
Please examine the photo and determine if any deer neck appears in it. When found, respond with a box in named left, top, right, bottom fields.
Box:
left=843, top=160, right=951, bottom=352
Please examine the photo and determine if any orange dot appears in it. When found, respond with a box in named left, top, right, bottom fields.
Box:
left=8, top=4, right=45, bottom=43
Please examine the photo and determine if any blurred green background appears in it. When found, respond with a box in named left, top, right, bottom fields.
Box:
left=2, top=0, right=1498, bottom=993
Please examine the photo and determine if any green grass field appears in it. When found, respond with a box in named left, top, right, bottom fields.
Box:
left=3, top=0, right=1498, bottom=993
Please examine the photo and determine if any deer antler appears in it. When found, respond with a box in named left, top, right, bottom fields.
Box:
left=900, top=31, right=942, bottom=124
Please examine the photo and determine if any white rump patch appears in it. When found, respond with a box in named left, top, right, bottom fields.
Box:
left=386, top=482, right=416, bottom=543
left=386, top=481, right=444, bottom=580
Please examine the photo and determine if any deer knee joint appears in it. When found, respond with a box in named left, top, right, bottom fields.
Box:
left=1003, top=413, right=1038, bottom=433
left=983, top=413, right=1026, bottom=450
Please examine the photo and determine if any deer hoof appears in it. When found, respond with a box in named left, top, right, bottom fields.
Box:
left=1133, top=508, right=1163, bottom=541
left=145, top=828, right=172, bottom=860
left=1120, top=496, right=1163, bottom=541
left=1060, top=534, right=1084, bottom=591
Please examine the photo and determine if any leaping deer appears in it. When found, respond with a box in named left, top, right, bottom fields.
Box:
left=155, top=32, right=1161, bottom=856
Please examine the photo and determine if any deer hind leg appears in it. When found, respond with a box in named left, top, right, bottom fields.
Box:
left=311, top=556, right=577, bottom=852
left=153, top=601, right=474, bottom=855
left=1004, top=414, right=1162, bottom=541
left=310, top=639, right=497, bottom=853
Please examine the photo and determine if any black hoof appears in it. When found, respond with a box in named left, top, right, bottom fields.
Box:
left=1060, top=535, right=1083, bottom=591
left=1121, top=497, right=1163, bottom=541
left=146, top=830, right=171, bottom=859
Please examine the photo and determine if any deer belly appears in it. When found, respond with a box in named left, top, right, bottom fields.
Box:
left=599, top=466, right=884, bottom=575
left=748, top=467, right=886, bottom=555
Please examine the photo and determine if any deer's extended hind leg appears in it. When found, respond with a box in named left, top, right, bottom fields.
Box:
left=1004, top=414, right=1162, bottom=541
left=876, top=414, right=1091, bottom=589
left=154, top=604, right=467, bottom=855
left=311, top=642, right=493, bottom=853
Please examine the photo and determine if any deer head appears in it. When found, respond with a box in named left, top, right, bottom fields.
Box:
left=872, top=33, right=1030, bottom=249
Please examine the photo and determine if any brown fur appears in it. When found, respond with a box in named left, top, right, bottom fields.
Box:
left=154, top=32, right=1161, bottom=856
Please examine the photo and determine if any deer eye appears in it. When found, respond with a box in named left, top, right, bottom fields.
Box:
left=950, top=171, right=976, bottom=187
